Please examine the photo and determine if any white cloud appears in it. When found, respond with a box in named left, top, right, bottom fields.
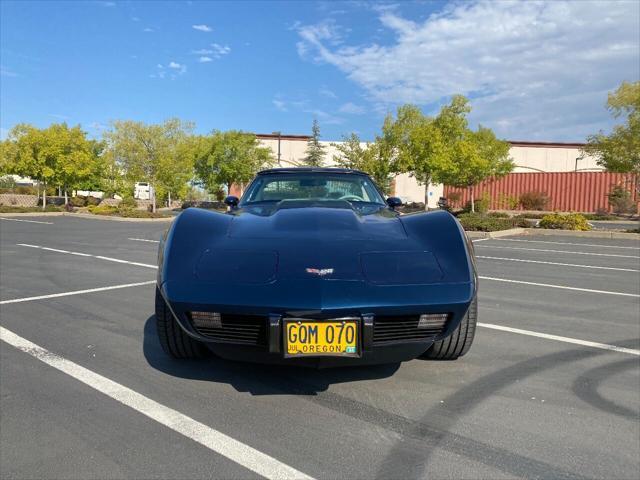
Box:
left=319, top=86, right=338, bottom=99
left=0, top=66, right=17, bottom=77
left=191, top=48, right=214, bottom=55
left=296, top=0, right=640, bottom=140
left=273, top=99, right=288, bottom=112
left=168, top=61, right=187, bottom=74
left=192, top=24, right=212, bottom=32
left=338, top=102, right=366, bottom=114
left=198, top=56, right=213, bottom=63
left=143, top=27, right=154, bottom=32
left=211, top=43, right=231, bottom=57
left=99, top=1, right=116, bottom=7
left=131, top=16, right=140, bottom=22
left=305, top=109, right=344, bottom=125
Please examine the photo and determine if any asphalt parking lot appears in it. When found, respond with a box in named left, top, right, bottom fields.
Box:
left=1, top=215, right=639, bottom=480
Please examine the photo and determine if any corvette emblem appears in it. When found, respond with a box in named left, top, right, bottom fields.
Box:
left=305, top=268, right=334, bottom=276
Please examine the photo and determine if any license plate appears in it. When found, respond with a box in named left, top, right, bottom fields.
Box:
left=284, top=319, right=359, bottom=357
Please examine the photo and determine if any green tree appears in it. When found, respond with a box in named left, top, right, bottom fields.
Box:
left=431, top=97, right=512, bottom=212
left=193, top=130, right=274, bottom=196
left=44, top=124, right=104, bottom=204
left=332, top=133, right=398, bottom=194
left=437, top=125, right=512, bottom=212
left=303, top=119, right=326, bottom=166
left=104, top=118, right=195, bottom=211
left=384, top=97, right=512, bottom=211
left=583, top=81, right=640, bottom=175
left=2, top=124, right=56, bottom=209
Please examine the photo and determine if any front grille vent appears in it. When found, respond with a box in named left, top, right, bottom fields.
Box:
left=373, top=314, right=449, bottom=344
left=189, top=312, right=267, bottom=346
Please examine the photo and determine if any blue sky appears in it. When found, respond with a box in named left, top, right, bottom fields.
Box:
left=1, top=0, right=638, bottom=142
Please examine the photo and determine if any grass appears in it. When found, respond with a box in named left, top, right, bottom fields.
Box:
left=0, top=205, right=63, bottom=213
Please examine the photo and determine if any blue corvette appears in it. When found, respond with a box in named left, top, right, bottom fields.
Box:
left=155, top=168, right=478, bottom=367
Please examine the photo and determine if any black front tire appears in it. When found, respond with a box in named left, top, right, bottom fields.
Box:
left=155, top=287, right=208, bottom=359
left=421, top=296, right=477, bottom=360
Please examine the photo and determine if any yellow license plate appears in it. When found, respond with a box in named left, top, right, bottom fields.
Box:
left=284, top=320, right=359, bottom=357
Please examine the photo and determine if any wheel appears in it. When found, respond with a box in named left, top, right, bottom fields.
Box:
left=155, top=287, right=208, bottom=359
left=421, top=296, right=477, bottom=360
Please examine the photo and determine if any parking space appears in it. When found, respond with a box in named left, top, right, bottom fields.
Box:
left=1, top=217, right=639, bottom=479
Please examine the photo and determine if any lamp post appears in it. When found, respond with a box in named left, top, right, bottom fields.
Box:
left=272, top=131, right=282, bottom=166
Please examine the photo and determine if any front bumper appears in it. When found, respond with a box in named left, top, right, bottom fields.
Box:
left=159, top=280, right=475, bottom=366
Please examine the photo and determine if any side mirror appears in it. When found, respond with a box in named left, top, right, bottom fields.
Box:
left=386, top=197, right=403, bottom=209
left=224, top=195, right=239, bottom=208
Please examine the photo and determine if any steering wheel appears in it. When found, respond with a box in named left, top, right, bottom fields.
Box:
left=339, top=194, right=365, bottom=202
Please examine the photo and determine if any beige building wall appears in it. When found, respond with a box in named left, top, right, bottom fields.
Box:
left=256, top=135, right=600, bottom=206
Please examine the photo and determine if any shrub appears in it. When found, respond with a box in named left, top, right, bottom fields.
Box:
left=496, top=193, right=519, bottom=210
left=64, top=203, right=75, bottom=212
left=457, top=213, right=529, bottom=232
left=119, top=197, right=137, bottom=209
left=181, top=200, right=227, bottom=210
left=88, top=205, right=118, bottom=215
left=0, top=206, right=36, bottom=213
left=15, top=185, right=38, bottom=195
left=519, top=191, right=549, bottom=210
left=475, top=193, right=491, bottom=214
left=487, top=211, right=510, bottom=218
left=0, top=176, right=16, bottom=191
left=513, top=212, right=547, bottom=220
left=607, top=186, right=636, bottom=214
left=538, top=213, right=591, bottom=231
left=70, top=196, right=86, bottom=207
left=118, top=209, right=169, bottom=218
left=447, top=191, right=462, bottom=206
left=43, top=204, right=62, bottom=212
left=462, top=193, right=491, bottom=214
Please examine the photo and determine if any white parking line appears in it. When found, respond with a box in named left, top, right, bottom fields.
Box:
left=479, top=323, right=640, bottom=356
left=0, top=326, right=314, bottom=480
left=479, top=275, right=639, bottom=297
left=0, top=217, right=53, bottom=225
left=17, top=244, right=157, bottom=269
left=494, top=238, right=640, bottom=250
left=475, top=244, right=639, bottom=258
left=128, top=238, right=160, bottom=243
left=476, top=255, right=639, bottom=272
left=0, top=281, right=156, bottom=305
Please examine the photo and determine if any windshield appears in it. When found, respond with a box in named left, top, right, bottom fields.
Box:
left=240, top=173, right=385, bottom=205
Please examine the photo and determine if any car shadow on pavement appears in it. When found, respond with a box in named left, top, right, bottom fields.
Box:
left=142, top=315, right=400, bottom=395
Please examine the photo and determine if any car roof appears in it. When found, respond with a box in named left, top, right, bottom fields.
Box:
left=257, top=167, right=369, bottom=176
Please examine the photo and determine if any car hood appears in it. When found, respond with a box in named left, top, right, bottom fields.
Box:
left=188, top=203, right=446, bottom=284
left=228, top=201, right=407, bottom=241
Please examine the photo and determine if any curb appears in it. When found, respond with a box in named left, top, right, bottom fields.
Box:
left=66, top=213, right=174, bottom=222
left=465, top=228, right=526, bottom=239
left=522, top=228, right=640, bottom=240
left=0, top=212, right=175, bottom=222
left=466, top=227, right=639, bottom=240
left=0, top=212, right=65, bottom=217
